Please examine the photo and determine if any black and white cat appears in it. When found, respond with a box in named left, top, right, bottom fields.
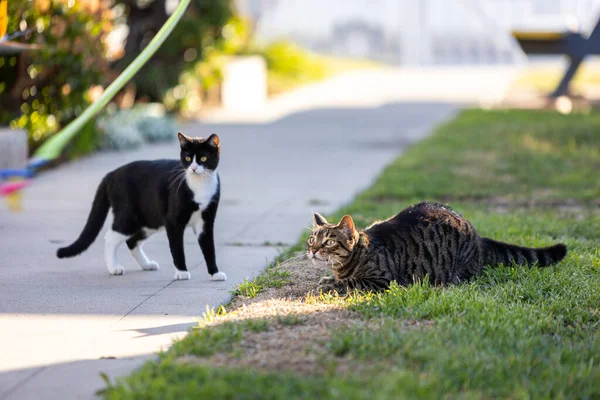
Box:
left=57, top=132, right=226, bottom=281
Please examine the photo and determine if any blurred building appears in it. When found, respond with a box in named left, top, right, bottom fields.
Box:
left=236, top=0, right=600, bottom=65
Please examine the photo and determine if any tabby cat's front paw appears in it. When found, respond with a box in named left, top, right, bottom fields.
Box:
left=211, top=271, right=227, bottom=281
left=319, top=275, right=336, bottom=286
left=173, top=270, right=191, bottom=280
left=318, top=277, right=348, bottom=295
left=318, top=283, right=335, bottom=292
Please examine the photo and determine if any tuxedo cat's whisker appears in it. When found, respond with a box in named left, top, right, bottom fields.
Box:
left=169, top=174, right=186, bottom=195
left=167, top=169, right=186, bottom=189
left=175, top=172, right=188, bottom=195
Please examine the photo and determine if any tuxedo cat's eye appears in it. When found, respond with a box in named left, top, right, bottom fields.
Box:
left=185, top=156, right=191, bottom=162
left=308, top=237, right=316, bottom=245
left=325, top=239, right=336, bottom=247
left=200, top=156, right=207, bottom=162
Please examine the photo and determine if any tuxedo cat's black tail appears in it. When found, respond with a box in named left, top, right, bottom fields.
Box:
left=57, top=178, right=110, bottom=258
left=481, top=237, right=567, bottom=268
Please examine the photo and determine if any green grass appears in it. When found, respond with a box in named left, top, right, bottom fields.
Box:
left=230, top=262, right=292, bottom=299
left=100, top=362, right=447, bottom=400
left=102, top=109, right=600, bottom=399
left=359, top=109, right=600, bottom=204
left=277, top=313, right=305, bottom=326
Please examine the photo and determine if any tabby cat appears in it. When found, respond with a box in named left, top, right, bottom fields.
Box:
left=308, top=201, right=567, bottom=292
left=57, top=132, right=226, bottom=281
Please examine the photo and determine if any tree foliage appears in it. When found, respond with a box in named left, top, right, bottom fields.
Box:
left=0, top=0, right=111, bottom=152
left=113, top=0, right=234, bottom=102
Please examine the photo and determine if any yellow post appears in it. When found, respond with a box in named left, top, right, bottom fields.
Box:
left=0, top=0, right=7, bottom=39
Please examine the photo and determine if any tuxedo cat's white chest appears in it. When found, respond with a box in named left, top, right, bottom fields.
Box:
left=188, top=210, right=204, bottom=235
left=185, top=171, right=219, bottom=212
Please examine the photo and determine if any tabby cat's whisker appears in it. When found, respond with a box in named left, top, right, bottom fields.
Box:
left=333, top=258, right=344, bottom=269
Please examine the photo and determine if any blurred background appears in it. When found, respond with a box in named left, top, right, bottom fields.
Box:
left=241, top=0, right=600, bottom=65
left=2, top=0, right=600, bottom=163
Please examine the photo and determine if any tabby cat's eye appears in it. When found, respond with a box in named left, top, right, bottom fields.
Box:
left=185, top=156, right=191, bottom=162
left=326, top=239, right=336, bottom=247
left=200, top=156, right=207, bottom=162
left=308, top=237, right=316, bottom=245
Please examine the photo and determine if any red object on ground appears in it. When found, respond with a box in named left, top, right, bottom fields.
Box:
left=0, top=180, right=29, bottom=196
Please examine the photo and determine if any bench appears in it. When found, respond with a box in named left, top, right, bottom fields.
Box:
left=513, top=18, right=600, bottom=98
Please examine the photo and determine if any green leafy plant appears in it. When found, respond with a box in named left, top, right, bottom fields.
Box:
left=0, top=0, right=111, bottom=154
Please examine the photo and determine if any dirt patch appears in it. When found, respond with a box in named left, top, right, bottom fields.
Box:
left=181, top=299, right=430, bottom=376
left=187, top=309, right=361, bottom=375
left=176, top=257, right=353, bottom=374
left=176, top=256, right=431, bottom=375
left=176, top=253, right=431, bottom=375
left=233, top=255, right=329, bottom=309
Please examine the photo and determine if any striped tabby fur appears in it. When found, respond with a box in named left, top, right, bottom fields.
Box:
left=308, top=201, right=567, bottom=293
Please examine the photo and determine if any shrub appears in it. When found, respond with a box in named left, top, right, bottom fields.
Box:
left=258, top=41, right=329, bottom=95
left=0, top=0, right=112, bottom=154
left=97, top=104, right=178, bottom=151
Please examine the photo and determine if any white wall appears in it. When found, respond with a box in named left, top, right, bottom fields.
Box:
left=237, top=0, right=600, bottom=65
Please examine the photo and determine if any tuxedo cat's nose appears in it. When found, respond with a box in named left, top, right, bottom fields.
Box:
left=191, top=165, right=198, bottom=172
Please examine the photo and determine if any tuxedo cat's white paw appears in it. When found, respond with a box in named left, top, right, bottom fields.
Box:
left=141, top=261, right=160, bottom=271
left=210, top=271, right=227, bottom=281
left=173, top=271, right=191, bottom=280
left=108, top=265, right=125, bottom=276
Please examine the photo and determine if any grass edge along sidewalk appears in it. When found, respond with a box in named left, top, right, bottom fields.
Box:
left=101, top=109, right=600, bottom=399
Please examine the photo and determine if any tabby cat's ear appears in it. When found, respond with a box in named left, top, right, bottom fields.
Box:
left=206, top=133, right=220, bottom=148
left=177, top=132, right=191, bottom=147
left=313, top=213, right=328, bottom=227
left=338, top=215, right=356, bottom=233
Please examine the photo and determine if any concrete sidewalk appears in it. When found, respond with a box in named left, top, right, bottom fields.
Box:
left=0, top=67, right=517, bottom=399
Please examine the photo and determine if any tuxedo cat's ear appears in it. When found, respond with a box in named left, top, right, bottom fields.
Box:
left=177, top=132, right=191, bottom=147
left=313, top=212, right=328, bottom=227
left=338, top=215, right=356, bottom=233
left=206, top=133, right=220, bottom=148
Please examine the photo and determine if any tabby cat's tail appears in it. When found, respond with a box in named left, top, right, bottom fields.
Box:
left=481, top=237, right=567, bottom=268
left=57, top=178, right=110, bottom=258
